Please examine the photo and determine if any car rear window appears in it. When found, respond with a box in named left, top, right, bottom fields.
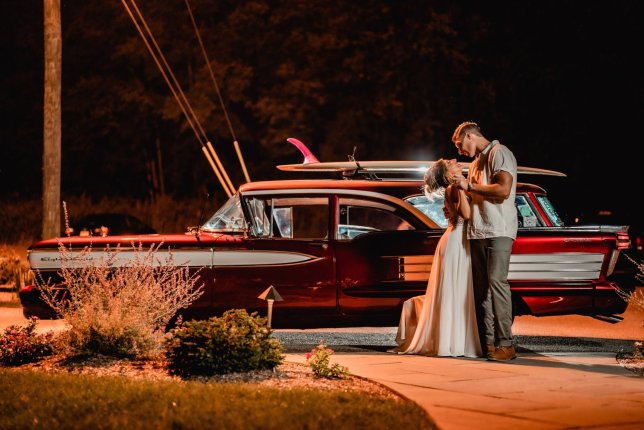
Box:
left=404, top=194, right=448, bottom=228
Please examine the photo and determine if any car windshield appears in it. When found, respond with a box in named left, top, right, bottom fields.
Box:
left=201, top=193, right=248, bottom=232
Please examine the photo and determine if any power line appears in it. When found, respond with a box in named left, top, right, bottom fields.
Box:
left=184, top=0, right=251, bottom=183
left=120, top=0, right=234, bottom=197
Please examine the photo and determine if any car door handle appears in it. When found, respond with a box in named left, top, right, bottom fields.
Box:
left=308, top=243, right=329, bottom=250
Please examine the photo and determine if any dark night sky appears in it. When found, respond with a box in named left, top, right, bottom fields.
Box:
left=1, top=1, right=642, bottom=235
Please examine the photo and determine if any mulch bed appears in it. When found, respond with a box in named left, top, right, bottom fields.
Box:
left=8, top=352, right=405, bottom=400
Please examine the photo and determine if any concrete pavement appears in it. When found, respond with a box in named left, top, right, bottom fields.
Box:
left=285, top=351, right=644, bottom=430
left=281, top=300, right=644, bottom=430
left=0, top=305, right=69, bottom=333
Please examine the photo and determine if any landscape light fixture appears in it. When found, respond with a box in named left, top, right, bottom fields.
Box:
left=257, top=285, right=284, bottom=327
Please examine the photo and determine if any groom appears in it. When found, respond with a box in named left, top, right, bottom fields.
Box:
left=451, top=121, right=518, bottom=361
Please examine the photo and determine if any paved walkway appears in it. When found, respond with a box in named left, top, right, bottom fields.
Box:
left=285, top=351, right=644, bottom=430
left=279, top=297, right=644, bottom=428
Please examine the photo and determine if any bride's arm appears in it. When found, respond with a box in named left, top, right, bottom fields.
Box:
left=448, top=185, right=471, bottom=221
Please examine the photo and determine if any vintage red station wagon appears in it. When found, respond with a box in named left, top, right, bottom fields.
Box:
left=20, top=155, right=637, bottom=328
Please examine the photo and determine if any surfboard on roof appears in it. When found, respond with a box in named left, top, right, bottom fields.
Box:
left=276, top=138, right=566, bottom=178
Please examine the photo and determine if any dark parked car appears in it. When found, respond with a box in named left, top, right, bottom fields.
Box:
left=69, top=213, right=156, bottom=237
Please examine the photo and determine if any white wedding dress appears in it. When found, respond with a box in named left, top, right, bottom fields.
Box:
left=391, top=217, right=482, bottom=357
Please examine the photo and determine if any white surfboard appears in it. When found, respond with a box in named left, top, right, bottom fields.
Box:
left=278, top=138, right=566, bottom=177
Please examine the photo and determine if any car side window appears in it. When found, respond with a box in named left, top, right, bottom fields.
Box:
left=245, top=196, right=329, bottom=239
left=337, top=197, right=415, bottom=240
left=246, top=197, right=271, bottom=236
left=515, top=195, right=542, bottom=228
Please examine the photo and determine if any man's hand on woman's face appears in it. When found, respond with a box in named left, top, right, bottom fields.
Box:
left=452, top=174, right=468, bottom=191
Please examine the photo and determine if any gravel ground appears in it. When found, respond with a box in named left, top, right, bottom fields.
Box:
left=272, top=330, right=637, bottom=353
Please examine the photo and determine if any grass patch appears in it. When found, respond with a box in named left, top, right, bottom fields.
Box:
left=0, top=368, right=434, bottom=429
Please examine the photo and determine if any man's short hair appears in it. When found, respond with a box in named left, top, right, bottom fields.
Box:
left=452, top=121, right=480, bottom=142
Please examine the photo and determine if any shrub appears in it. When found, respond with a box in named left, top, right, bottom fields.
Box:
left=0, top=199, right=41, bottom=245
left=164, top=309, right=284, bottom=376
left=38, top=243, right=204, bottom=359
left=0, top=245, right=28, bottom=286
left=306, top=340, right=350, bottom=379
left=616, top=253, right=644, bottom=309
left=0, top=255, right=20, bottom=286
left=615, top=253, right=644, bottom=359
left=0, top=317, right=58, bottom=365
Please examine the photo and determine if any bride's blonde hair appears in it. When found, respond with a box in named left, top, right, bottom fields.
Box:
left=423, top=159, right=451, bottom=199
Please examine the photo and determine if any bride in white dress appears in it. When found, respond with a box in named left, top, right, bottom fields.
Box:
left=392, top=159, right=482, bottom=358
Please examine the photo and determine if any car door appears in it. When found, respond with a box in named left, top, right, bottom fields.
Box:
left=211, top=192, right=337, bottom=326
left=333, top=195, right=442, bottom=322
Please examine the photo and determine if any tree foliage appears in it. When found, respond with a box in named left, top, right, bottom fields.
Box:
left=3, top=1, right=493, bottom=199
left=5, top=0, right=639, bottom=221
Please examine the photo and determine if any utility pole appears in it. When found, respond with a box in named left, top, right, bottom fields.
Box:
left=42, top=0, right=62, bottom=239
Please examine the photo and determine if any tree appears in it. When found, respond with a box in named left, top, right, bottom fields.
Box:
left=58, top=1, right=479, bottom=195
left=18, top=1, right=491, bottom=200
left=42, top=0, right=62, bottom=239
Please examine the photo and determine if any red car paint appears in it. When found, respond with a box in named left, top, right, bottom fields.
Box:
left=20, top=178, right=636, bottom=327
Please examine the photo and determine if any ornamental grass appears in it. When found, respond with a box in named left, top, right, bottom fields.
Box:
left=37, top=243, right=204, bottom=359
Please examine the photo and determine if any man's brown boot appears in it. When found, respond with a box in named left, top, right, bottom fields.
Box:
left=488, top=345, right=517, bottom=361
left=486, top=344, right=495, bottom=359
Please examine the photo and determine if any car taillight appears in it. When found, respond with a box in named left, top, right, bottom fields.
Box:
left=19, top=284, right=35, bottom=293
left=616, top=232, right=631, bottom=250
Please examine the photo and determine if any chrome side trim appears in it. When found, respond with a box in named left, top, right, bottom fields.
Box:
left=509, top=253, right=603, bottom=263
left=606, top=249, right=620, bottom=277
left=213, top=250, right=318, bottom=266
left=28, top=249, right=213, bottom=270
left=29, top=248, right=318, bottom=270
left=391, top=255, right=433, bottom=281
left=508, top=252, right=603, bottom=281
left=389, top=252, right=605, bottom=282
